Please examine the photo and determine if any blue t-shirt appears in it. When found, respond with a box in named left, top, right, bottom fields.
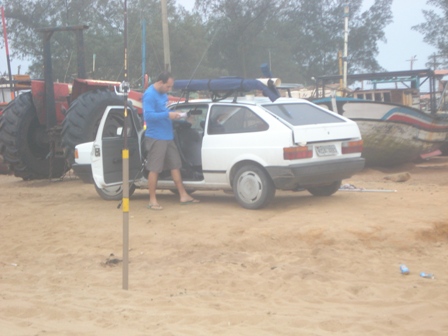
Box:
left=143, top=85, right=173, bottom=140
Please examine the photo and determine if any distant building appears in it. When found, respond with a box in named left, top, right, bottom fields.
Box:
left=0, top=75, right=31, bottom=112
left=434, top=69, right=448, bottom=112
left=0, top=76, right=15, bottom=105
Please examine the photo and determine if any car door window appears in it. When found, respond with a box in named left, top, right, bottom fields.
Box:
left=171, top=105, right=208, bottom=133
left=101, top=107, right=138, bottom=140
left=208, top=105, right=268, bottom=135
left=100, top=107, right=142, bottom=184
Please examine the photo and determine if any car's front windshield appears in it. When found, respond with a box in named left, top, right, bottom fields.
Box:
left=262, top=103, right=345, bottom=126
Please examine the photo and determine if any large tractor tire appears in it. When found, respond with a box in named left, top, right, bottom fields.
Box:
left=0, top=157, right=9, bottom=174
left=61, top=89, right=128, bottom=183
left=0, top=114, right=10, bottom=174
left=0, top=138, right=10, bottom=174
left=0, top=92, right=67, bottom=180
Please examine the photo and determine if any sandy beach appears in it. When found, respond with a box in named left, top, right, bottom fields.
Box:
left=1, top=156, right=447, bottom=335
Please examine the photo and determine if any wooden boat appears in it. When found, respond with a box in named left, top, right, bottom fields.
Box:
left=313, top=97, right=448, bottom=167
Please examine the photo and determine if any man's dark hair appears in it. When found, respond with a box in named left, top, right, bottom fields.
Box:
left=156, top=71, right=172, bottom=83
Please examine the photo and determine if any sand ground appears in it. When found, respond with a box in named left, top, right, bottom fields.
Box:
left=1, top=156, right=448, bottom=335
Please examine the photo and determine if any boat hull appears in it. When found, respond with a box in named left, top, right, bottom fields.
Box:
left=314, top=99, right=448, bottom=166
left=356, top=120, right=444, bottom=166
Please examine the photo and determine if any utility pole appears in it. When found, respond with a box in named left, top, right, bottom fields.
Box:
left=428, top=53, right=441, bottom=70
left=161, top=0, right=171, bottom=72
left=406, top=55, right=417, bottom=70
left=342, top=3, right=349, bottom=91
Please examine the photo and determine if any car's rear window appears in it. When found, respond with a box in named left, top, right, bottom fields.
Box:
left=262, top=103, right=345, bottom=126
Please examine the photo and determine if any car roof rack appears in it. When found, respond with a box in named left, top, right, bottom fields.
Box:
left=172, top=77, right=280, bottom=103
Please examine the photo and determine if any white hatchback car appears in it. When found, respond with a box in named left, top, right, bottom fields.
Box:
left=75, top=79, right=364, bottom=209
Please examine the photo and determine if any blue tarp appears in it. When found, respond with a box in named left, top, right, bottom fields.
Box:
left=173, top=77, right=280, bottom=102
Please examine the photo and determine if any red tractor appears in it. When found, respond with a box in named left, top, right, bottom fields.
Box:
left=0, top=25, right=147, bottom=181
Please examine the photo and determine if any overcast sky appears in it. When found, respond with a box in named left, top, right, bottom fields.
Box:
left=0, top=0, right=439, bottom=75
left=363, top=0, right=437, bottom=71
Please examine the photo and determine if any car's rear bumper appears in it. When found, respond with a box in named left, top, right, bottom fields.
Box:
left=265, top=157, right=365, bottom=190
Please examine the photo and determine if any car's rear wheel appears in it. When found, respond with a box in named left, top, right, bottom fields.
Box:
left=94, top=183, right=136, bottom=201
left=306, top=180, right=341, bottom=196
left=233, top=164, right=275, bottom=209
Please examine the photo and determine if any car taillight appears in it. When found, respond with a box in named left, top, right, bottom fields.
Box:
left=74, top=149, right=79, bottom=159
left=342, top=139, right=363, bottom=154
left=283, top=145, right=313, bottom=160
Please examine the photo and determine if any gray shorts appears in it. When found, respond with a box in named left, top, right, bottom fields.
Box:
left=144, top=137, right=182, bottom=173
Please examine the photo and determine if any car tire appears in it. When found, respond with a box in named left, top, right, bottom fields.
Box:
left=306, top=180, right=341, bottom=196
left=94, top=183, right=136, bottom=201
left=233, top=164, right=275, bottom=209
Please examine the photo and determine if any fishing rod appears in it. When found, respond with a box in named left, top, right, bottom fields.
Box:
left=174, top=23, right=222, bottom=105
left=121, top=0, right=130, bottom=291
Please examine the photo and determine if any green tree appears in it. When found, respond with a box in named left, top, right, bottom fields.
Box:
left=139, top=2, right=221, bottom=81
left=1, top=0, right=208, bottom=85
left=412, top=0, right=448, bottom=69
left=2, top=0, right=125, bottom=81
left=195, top=0, right=290, bottom=79
left=2, top=0, right=393, bottom=86
left=194, top=0, right=393, bottom=84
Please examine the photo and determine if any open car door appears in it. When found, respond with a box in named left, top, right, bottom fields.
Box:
left=90, top=106, right=143, bottom=194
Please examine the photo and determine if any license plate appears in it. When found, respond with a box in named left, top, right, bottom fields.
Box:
left=316, top=144, right=338, bottom=156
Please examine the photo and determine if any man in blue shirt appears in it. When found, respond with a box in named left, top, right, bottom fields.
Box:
left=143, top=71, right=199, bottom=210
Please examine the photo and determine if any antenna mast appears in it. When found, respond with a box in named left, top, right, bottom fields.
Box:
left=343, top=3, right=349, bottom=91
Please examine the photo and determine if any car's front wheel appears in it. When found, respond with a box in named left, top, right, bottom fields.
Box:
left=233, top=164, right=275, bottom=209
left=306, top=180, right=341, bottom=196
